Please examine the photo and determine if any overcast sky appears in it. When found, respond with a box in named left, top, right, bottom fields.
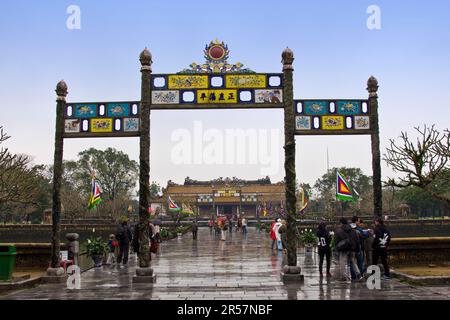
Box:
left=1, top=0, right=449, bottom=188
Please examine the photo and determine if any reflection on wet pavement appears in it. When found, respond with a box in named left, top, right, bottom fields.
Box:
left=1, top=227, right=449, bottom=300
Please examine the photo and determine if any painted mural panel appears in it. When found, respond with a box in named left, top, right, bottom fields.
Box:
left=74, top=104, right=97, bottom=118
left=123, top=118, right=139, bottom=132
left=295, top=116, right=311, bottom=130
left=90, top=118, right=113, bottom=133
left=254, top=89, right=283, bottom=104
left=354, top=116, right=370, bottom=130
left=107, top=103, right=129, bottom=117
left=322, top=116, right=344, bottom=130
left=304, top=101, right=328, bottom=115
left=197, top=90, right=238, bottom=104
left=225, top=74, right=267, bottom=88
left=337, top=101, right=360, bottom=115
left=168, top=75, right=208, bottom=89
left=64, top=119, right=81, bottom=133
left=152, top=90, right=180, bottom=104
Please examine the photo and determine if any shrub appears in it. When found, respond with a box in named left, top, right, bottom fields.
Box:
left=299, top=229, right=317, bottom=246
left=85, top=236, right=108, bottom=257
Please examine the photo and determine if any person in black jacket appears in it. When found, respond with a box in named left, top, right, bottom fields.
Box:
left=192, top=221, right=199, bottom=240
left=116, top=219, right=133, bottom=266
left=316, top=222, right=332, bottom=277
left=372, top=218, right=391, bottom=279
left=334, top=218, right=352, bottom=281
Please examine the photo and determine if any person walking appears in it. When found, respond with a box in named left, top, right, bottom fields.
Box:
left=372, top=218, right=391, bottom=280
left=192, top=221, right=198, bottom=240
left=270, top=219, right=277, bottom=250
left=116, top=219, right=133, bottom=266
left=278, top=220, right=288, bottom=253
left=228, top=218, right=233, bottom=233
left=153, top=222, right=162, bottom=243
left=208, top=219, right=214, bottom=234
left=334, top=218, right=352, bottom=281
left=241, top=217, right=247, bottom=235
left=106, top=234, right=118, bottom=265
left=316, top=222, right=332, bottom=277
left=218, top=218, right=226, bottom=241
left=273, top=219, right=283, bottom=251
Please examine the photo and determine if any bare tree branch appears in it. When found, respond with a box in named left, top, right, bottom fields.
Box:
left=383, top=125, right=450, bottom=205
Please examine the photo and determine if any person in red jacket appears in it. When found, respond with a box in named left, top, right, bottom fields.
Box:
left=270, top=219, right=277, bottom=250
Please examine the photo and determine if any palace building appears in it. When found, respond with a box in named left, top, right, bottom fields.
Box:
left=164, top=177, right=285, bottom=219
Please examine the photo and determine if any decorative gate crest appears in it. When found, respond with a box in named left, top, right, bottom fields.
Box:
left=180, top=39, right=255, bottom=74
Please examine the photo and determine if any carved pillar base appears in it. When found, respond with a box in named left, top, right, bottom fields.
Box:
left=132, top=267, right=156, bottom=283
left=280, top=265, right=304, bottom=283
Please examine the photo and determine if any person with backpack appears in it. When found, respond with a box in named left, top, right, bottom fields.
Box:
left=116, top=219, right=133, bottom=266
left=372, top=218, right=391, bottom=280
left=334, top=218, right=352, bottom=281
left=316, top=221, right=332, bottom=277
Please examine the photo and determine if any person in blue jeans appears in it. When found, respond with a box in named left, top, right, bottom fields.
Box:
left=350, top=216, right=369, bottom=279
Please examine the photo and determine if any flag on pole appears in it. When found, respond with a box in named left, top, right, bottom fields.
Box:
left=168, top=196, right=180, bottom=212
left=87, top=175, right=101, bottom=210
left=336, top=170, right=356, bottom=202
left=297, top=186, right=308, bottom=214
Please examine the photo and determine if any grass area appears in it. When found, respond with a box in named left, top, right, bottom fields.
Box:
left=395, top=264, right=450, bottom=277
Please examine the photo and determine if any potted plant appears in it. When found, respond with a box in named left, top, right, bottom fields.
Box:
left=299, top=229, right=317, bottom=255
left=176, top=226, right=184, bottom=237
left=86, top=236, right=108, bottom=267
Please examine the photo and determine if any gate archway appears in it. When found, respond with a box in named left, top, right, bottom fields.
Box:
left=49, top=40, right=381, bottom=282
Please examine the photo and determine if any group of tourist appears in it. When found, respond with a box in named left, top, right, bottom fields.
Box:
left=268, top=216, right=391, bottom=282
left=106, top=218, right=161, bottom=267
left=317, top=216, right=391, bottom=281
left=207, top=216, right=248, bottom=241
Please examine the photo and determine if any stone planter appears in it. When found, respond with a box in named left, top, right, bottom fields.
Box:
left=305, top=244, right=314, bottom=256
left=91, top=254, right=103, bottom=267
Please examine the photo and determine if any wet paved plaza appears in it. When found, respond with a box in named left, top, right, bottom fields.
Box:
left=1, top=227, right=449, bottom=300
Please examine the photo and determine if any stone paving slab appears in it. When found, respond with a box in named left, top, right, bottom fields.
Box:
left=0, top=227, right=449, bottom=300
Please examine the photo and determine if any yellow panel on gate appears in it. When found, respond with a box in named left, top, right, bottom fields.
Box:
left=226, top=74, right=267, bottom=88
left=91, top=118, right=113, bottom=133
left=168, top=75, right=209, bottom=89
left=197, top=90, right=238, bottom=104
left=322, top=116, right=344, bottom=130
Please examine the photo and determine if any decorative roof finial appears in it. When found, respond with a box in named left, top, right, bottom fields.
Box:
left=55, top=80, right=68, bottom=100
left=367, top=75, right=379, bottom=97
left=139, top=47, right=152, bottom=66
left=282, top=47, right=294, bottom=71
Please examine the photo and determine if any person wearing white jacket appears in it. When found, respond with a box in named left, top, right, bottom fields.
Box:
left=273, top=219, right=283, bottom=251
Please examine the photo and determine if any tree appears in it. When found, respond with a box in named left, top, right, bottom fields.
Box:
left=0, top=126, right=45, bottom=223
left=76, top=148, right=139, bottom=200
left=149, top=181, right=161, bottom=198
left=45, top=148, right=139, bottom=220
left=384, top=125, right=450, bottom=205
